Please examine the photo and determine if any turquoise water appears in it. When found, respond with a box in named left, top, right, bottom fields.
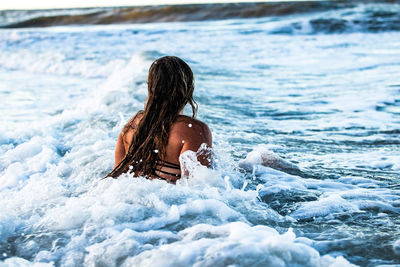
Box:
left=1, top=2, right=400, bottom=266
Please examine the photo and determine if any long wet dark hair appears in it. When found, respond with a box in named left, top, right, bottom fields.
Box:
left=107, top=56, right=197, bottom=178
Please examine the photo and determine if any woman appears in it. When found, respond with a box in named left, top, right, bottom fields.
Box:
left=107, top=56, right=212, bottom=182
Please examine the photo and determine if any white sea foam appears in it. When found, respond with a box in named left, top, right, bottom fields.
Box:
left=0, top=49, right=127, bottom=78
left=0, top=257, right=53, bottom=266
left=291, top=194, right=361, bottom=220
left=241, top=146, right=400, bottom=221
left=122, top=222, right=356, bottom=267
left=238, top=144, right=302, bottom=175
left=0, top=144, right=351, bottom=266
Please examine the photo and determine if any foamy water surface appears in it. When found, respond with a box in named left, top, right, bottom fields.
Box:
left=1, top=2, right=400, bottom=266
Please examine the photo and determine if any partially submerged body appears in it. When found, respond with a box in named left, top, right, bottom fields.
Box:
left=114, top=113, right=212, bottom=182
left=108, top=56, right=212, bottom=181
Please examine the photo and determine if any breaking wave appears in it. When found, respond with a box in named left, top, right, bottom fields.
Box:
left=1, top=0, right=400, bottom=34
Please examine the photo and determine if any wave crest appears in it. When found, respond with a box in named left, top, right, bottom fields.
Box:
left=1, top=1, right=400, bottom=34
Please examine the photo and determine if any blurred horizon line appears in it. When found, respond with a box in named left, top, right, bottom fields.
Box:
left=0, top=0, right=316, bottom=11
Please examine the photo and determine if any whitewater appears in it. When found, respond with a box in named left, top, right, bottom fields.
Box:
left=1, top=1, right=400, bottom=266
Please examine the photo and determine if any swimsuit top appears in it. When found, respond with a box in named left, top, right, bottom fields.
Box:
left=153, top=159, right=181, bottom=179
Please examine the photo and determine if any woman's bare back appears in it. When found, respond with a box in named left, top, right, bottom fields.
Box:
left=114, top=114, right=212, bottom=181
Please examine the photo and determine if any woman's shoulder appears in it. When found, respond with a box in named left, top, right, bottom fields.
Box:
left=174, top=115, right=210, bottom=131
left=172, top=115, right=212, bottom=146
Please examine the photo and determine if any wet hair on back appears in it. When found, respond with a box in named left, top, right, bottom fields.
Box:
left=107, top=56, right=197, bottom=178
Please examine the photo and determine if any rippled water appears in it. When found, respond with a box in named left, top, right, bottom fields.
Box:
left=1, top=2, right=400, bottom=266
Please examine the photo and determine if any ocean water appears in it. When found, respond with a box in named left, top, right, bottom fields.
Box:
left=1, top=1, right=400, bottom=266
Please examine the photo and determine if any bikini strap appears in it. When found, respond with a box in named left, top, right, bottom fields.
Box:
left=156, top=159, right=180, bottom=169
left=154, top=168, right=181, bottom=177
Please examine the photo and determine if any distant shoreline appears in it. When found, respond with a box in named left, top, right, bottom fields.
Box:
left=0, top=1, right=347, bottom=29
left=0, top=0, right=397, bottom=29
left=0, top=0, right=313, bottom=12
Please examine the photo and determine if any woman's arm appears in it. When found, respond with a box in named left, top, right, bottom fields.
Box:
left=114, top=132, right=126, bottom=168
left=113, top=112, right=143, bottom=168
